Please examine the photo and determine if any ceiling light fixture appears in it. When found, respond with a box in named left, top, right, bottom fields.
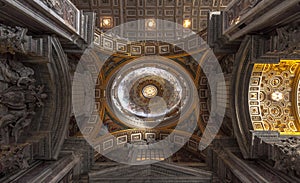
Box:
left=183, top=19, right=191, bottom=28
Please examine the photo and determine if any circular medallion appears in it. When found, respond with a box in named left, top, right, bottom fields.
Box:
left=142, top=85, right=158, bottom=98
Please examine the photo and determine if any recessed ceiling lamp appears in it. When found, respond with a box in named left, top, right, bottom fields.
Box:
left=183, top=19, right=191, bottom=28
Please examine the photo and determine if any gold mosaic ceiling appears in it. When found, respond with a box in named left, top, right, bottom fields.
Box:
left=249, top=60, right=300, bottom=135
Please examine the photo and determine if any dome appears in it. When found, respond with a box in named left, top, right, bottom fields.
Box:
left=106, top=56, right=196, bottom=129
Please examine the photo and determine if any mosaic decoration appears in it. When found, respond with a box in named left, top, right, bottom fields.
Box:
left=249, top=60, right=300, bottom=134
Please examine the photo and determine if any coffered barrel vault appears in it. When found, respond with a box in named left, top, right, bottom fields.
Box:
left=71, top=0, right=232, bottom=33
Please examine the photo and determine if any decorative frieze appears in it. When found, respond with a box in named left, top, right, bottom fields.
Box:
left=252, top=22, right=300, bottom=61
left=40, top=0, right=80, bottom=32
left=275, top=22, right=300, bottom=54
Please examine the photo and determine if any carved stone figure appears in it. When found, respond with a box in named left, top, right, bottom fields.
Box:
left=0, top=60, right=35, bottom=86
left=0, top=61, right=22, bottom=85
left=276, top=23, right=300, bottom=53
left=183, top=57, right=198, bottom=75
left=7, top=59, right=34, bottom=78
left=274, top=137, right=300, bottom=178
left=0, top=24, right=27, bottom=54
left=0, top=144, right=30, bottom=176
left=0, top=84, right=47, bottom=110
left=220, top=55, right=234, bottom=74
left=0, top=110, right=35, bottom=144
left=42, top=0, right=78, bottom=27
left=12, top=112, right=35, bottom=143
left=65, top=6, right=76, bottom=26
left=0, top=84, right=47, bottom=143
left=42, top=0, right=63, bottom=15
left=0, top=59, right=47, bottom=144
left=0, top=88, right=26, bottom=110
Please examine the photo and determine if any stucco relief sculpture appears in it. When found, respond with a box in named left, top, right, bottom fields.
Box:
left=274, top=137, right=300, bottom=177
left=0, top=59, right=47, bottom=144
left=42, top=0, right=63, bottom=15
left=41, top=0, right=77, bottom=28
left=0, top=144, right=30, bottom=177
left=276, top=22, right=300, bottom=54
left=220, top=55, right=234, bottom=74
left=0, top=24, right=27, bottom=54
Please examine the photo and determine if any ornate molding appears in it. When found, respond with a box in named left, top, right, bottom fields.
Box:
left=223, top=0, right=300, bottom=41
left=39, top=0, right=80, bottom=32
left=71, top=0, right=232, bottom=33
left=225, top=0, right=262, bottom=29
left=207, top=12, right=240, bottom=54
left=94, top=30, right=206, bottom=57
left=251, top=22, right=300, bottom=63
left=231, top=36, right=253, bottom=158
left=89, top=162, right=212, bottom=182
left=210, top=139, right=276, bottom=182
left=48, top=36, right=72, bottom=159
left=0, top=23, right=50, bottom=57
left=0, top=0, right=95, bottom=49
left=276, top=22, right=300, bottom=54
